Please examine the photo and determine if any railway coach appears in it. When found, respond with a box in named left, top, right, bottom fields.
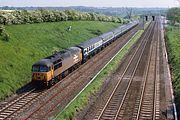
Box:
left=77, top=36, right=103, bottom=62
left=99, top=32, right=114, bottom=47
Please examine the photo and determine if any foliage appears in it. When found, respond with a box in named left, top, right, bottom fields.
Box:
left=132, top=15, right=141, bottom=20
left=0, top=25, right=5, bottom=35
left=0, top=25, right=10, bottom=41
left=0, top=10, right=124, bottom=25
left=167, top=8, right=180, bottom=25
left=166, top=26, right=180, bottom=118
left=56, top=30, right=144, bottom=120
left=1, top=31, right=10, bottom=41
left=0, top=21, right=120, bottom=100
left=166, top=26, right=180, bottom=93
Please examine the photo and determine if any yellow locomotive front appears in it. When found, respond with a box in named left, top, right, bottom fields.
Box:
left=32, top=60, right=54, bottom=84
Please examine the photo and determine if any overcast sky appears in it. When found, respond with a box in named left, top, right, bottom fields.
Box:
left=0, top=0, right=179, bottom=8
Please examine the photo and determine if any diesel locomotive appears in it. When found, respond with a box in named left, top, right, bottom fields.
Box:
left=32, top=21, right=139, bottom=87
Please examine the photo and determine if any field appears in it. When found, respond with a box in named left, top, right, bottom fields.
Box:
left=0, top=21, right=120, bottom=100
left=165, top=25, right=180, bottom=118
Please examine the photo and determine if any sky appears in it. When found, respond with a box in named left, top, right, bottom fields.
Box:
left=0, top=0, right=179, bottom=8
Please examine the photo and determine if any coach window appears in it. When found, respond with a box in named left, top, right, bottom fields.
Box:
left=96, top=43, right=98, bottom=47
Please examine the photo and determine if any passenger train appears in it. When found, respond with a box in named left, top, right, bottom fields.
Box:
left=32, top=21, right=139, bottom=87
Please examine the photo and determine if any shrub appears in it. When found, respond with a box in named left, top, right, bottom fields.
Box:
left=0, top=25, right=5, bottom=35
left=0, top=25, right=10, bottom=41
left=1, top=31, right=10, bottom=41
left=0, top=10, right=124, bottom=25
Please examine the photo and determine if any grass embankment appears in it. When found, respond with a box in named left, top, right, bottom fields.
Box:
left=56, top=28, right=145, bottom=120
left=165, top=25, right=180, bottom=118
left=0, top=21, right=120, bottom=100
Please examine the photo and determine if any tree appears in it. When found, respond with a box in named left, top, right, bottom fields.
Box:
left=167, top=8, right=180, bottom=25
left=30, top=10, right=43, bottom=23
left=89, top=13, right=98, bottom=21
left=0, top=10, right=124, bottom=25
left=64, top=10, right=81, bottom=21
left=21, top=10, right=31, bottom=23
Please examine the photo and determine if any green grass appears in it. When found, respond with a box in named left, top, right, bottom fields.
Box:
left=166, top=25, right=180, bottom=117
left=56, top=29, right=144, bottom=120
left=0, top=21, right=120, bottom=100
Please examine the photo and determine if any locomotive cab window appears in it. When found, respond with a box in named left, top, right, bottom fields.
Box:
left=32, top=65, right=49, bottom=72
left=39, top=66, right=49, bottom=72
left=32, top=66, right=39, bottom=72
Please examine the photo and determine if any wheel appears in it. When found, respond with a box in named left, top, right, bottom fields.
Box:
left=47, top=80, right=54, bottom=88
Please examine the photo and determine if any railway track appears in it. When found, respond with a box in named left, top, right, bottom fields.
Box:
left=116, top=22, right=158, bottom=120
left=135, top=20, right=160, bottom=120
left=92, top=20, right=161, bottom=120
left=0, top=88, right=42, bottom=120
left=0, top=24, right=138, bottom=120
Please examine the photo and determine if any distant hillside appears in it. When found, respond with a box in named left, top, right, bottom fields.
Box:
left=0, top=6, right=168, bottom=17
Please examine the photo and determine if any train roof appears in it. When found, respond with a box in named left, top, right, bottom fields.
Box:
left=67, top=47, right=81, bottom=52
left=77, top=36, right=102, bottom=49
left=112, top=27, right=122, bottom=34
left=112, top=24, right=128, bottom=34
left=33, top=59, right=52, bottom=67
left=33, top=47, right=81, bottom=66
left=46, top=47, right=80, bottom=62
left=99, top=31, right=114, bottom=38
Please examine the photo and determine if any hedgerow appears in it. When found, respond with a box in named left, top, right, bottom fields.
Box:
left=0, top=10, right=125, bottom=25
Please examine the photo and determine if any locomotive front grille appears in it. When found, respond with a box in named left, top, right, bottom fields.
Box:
left=32, top=73, right=46, bottom=80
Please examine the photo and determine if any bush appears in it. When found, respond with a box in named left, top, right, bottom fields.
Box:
left=0, top=25, right=10, bottom=41
left=0, top=25, right=5, bottom=35
left=0, top=10, right=124, bottom=25
left=167, top=8, right=180, bottom=25
left=1, top=31, right=10, bottom=41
